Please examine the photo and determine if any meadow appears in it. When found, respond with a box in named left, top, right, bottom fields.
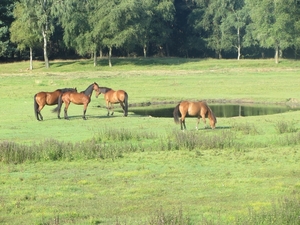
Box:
left=1, top=58, right=300, bottom=224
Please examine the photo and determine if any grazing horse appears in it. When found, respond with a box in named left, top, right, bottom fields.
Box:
left=34, top=88, right=77, bottom=121
left=95, top=87, right=128, bottom=117
left=53, top=82, right=100, bottom=120
left=173, top=101, right=217, bottom=130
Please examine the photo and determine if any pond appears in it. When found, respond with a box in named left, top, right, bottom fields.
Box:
left=125, top=103, right=300, bottom=118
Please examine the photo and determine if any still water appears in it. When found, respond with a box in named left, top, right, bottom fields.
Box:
left=127, top=103, right=300, bottom=118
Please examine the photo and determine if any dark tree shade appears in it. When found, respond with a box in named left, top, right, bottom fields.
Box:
left=0, top=0, right=15, bottom=58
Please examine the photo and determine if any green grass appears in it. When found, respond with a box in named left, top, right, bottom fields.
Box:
left=1, top=58, right=300, bottom=224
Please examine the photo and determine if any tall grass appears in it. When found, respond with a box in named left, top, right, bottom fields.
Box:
left=274, top=120, right=298, bottom=134
left=0, top=127, right=280, bottom=164
left=235, top=195, right=300, bottom=225
left=167, top=130, right=235, bottom=151
left=0, top=128, right=236, bottom=163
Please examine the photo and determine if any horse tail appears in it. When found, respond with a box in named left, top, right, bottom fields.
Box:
left=124, top=92, right=128, bottom=116
left=34, top=94, right=39, bottom=120
left=173, top=104, right=181, bottom=124
left=52, top=94, right=62, bottom=113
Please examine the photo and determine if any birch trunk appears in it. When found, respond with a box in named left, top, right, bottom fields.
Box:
left=143, top=44, right=147, bottom=58
left=237, top=27, right=241, bottom=60
left=93, top=50, right=97, bottom=67
left=109, top=47, right=112, bottom=67
left=275, top=46, right=279, bottom=64
left=42, top=28, right=49, bottom=68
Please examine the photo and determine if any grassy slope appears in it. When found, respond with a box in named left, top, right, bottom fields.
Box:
left=1, top=58, right=300, bottom=224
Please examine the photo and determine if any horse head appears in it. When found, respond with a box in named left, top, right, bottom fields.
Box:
left=93, top=82, right=101, bottom=98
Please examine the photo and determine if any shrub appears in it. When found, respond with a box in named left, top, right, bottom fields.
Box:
left=274, top=121, right=298, bottom=134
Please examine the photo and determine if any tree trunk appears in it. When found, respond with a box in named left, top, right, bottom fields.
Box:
left=166, top=43, right=170, bottom=57
left=42, top=28, right=49, bottom=68
left=143, top=44, right=147, bottom=58
left=108, top=47, right=112, bottom=67
left=275, top=46, right=279, bottom=64
left=29, top=47, right=33, bottom=70
left=216, top=50, right=222, bottom=59
left=93, top=50, right=97, bottom=67
left=237, top=27, right=241, bottom=60
left=99, top=48, right=103, bottom=58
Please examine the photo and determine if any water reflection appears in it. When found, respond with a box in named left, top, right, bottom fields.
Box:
left=127, top=104, right=300, bottom=118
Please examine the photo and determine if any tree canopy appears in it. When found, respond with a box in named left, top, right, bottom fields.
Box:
left=1, top=0, right=300, bottom=64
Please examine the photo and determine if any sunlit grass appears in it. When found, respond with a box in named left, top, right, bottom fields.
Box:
left=1, top=58, right=300, bottom=224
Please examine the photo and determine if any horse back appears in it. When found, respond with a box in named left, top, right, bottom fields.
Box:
left=116, top=90, right=127, bottom=101
left=35, top=90, right=60, bottom=105
left=106, top=89, right=126, bottom=103
left=180, top=101, right=201, bottom=116
left=63, top=92, right=90, bottom=105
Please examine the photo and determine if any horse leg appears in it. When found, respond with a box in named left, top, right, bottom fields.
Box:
left=82, top=104, right=87, bottom=120
left=64, top=102, right=70, bottom=120
left=111, top=104, right=114, bottom=116
left=106, top=102, right=110, bottom=116
left=38, top=111, right=43, bottom=121
left=180, top=114, right=186, bottom=130
left=120, top=102, right=126, bottom=116
left=201, top=113, right=207, bottom=128
left=56, top=95, right=63, bottom=119
left=196, top=117, right=201, bottom=130
left=37, top=105, right=44, bottom=121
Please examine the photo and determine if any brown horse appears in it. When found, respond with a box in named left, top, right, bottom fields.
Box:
left=173, top=101, right=217, bottom=130
left=95, top=87, right=128, bottom=117
left=34, top=88, right=77, bottom=121
left=53, top=82, right=100, bottom=120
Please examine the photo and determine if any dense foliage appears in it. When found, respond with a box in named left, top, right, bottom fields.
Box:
left=2, top=0, right=300, bottom=64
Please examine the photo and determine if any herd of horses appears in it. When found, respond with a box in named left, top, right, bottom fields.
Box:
left=34, top=82, right=128, bottom=121
left=33, top=82, right=217, bottom=130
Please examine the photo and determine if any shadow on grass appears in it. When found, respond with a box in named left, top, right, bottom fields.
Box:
left=50, top=60, right=79, bottom=68
left=50, top=57, right=205, bottom=68
left=176, top=126, right=232, bottom=131
left=43, top=114, right=108, bottom=121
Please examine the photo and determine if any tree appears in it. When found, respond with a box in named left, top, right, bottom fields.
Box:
left=149, top=0, right=175, bottom=57
left=245, top=0, right=296, bottom=63
left=55, top=0, right=100, bottom=66
left=191, top=0, right=248, bottom=59
left=192, top=0, right=229, bottom=59
left=10, top=3, right=40, bottom=70
left=20, top=0, right=58, bottom=68
left=121, top=0, right=153, bottom=58
left=91, top=0, right=152, bottom=66
left=219, top=0, right=248, bottom=60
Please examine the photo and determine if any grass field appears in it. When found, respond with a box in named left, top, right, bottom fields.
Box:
left=1, top=58, right=300, bottom=224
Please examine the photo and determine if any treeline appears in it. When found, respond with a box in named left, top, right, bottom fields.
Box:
left=1, top=0, right=300, bottom=68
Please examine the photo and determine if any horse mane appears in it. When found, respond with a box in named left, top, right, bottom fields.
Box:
left=99, top=87, right=112, bottom=94
left=206, top=103, right=217, bottom=123
left=56, top=88, right=77, bottom=93
left=79, top=83, right=94, bottom=95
